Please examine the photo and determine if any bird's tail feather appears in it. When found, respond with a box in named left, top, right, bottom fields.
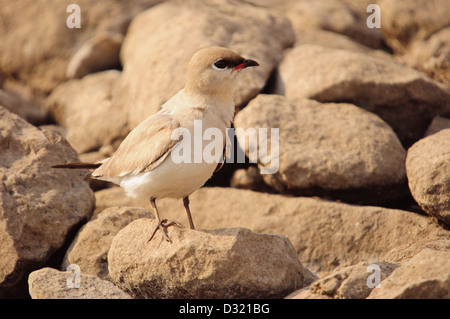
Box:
left=52, top=162, right=101, bottom=169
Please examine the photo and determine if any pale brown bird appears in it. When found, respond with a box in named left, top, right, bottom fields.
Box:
left=53, top=46, right=259, bottom=242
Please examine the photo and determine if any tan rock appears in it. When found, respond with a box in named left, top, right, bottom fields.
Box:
left=230, top=166, right=269, bottom=191
left=38, top=125, right=67, bottom=139
left=383, top=239, right=450, bottom=264
left=401, top=28, right=450, bottom=84
left=46, top=70, right=128, bottom=153
left=66, top=32, right=124, bottom=79
left=62, top=207, right=149, bottom=281
left=28, top=267, right=131, bottom=299
left=0, top=0, right=163, bottom=94
left=94, top=187, right=148, bottom=215
left=422, top=53, right=450, bottom=85
left=108, top=218, right=316, bottom=298
left=378, top=0, right=450, bottom=53
left=276, top=44, right=450, bottom=146
left=115, top=0, right=295, bottom=129
left=0, top=107, right=95, bottom=296
left=95, top=187, right=450, bottom=272
left=368, top=249, right=450, bottom=299
left=406, top=129, right=450, bottom=224
left=424, top=115, right=450, bottom=137
left=0, top=89, right=48, bottom=125
left=234, top=95, right=407, bottom=204
left=283, top=0, right=383, bottom=49
left=66, top=15, right=132, bottom=80
left=292, top=29, right=391, bottom=59
left=288, top=262, right=398, bottom=299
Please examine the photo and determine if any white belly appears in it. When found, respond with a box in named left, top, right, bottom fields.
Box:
left=118, top=151, right=218, bottom=200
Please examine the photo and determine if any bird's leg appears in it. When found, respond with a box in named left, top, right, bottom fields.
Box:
left=183, top=196, right=196, bottom=230
left=148, top=197, right=176, bottom=243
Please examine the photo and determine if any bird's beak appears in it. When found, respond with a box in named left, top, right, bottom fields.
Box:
left=234, top=59, right=259, bottom=70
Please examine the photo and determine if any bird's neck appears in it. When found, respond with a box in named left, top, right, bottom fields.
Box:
left=179, top=88, right=235, bottom=128
left=184, top=85, right=235, bottom=109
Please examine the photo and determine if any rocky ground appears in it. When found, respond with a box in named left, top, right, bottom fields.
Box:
left=1, top=0, right=449, bottom=299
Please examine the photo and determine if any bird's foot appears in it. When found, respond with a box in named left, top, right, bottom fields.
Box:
left=147, top=219, right=182, bottom=243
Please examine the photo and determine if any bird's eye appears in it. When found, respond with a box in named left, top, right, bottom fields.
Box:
left=212, top=60, right=228, bottom=70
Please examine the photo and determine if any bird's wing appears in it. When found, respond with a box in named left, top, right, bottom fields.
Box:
left=92, top=111, right=182, bottom=179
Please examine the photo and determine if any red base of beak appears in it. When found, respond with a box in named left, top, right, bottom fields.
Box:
left=234, top=59, right=259, bottom=70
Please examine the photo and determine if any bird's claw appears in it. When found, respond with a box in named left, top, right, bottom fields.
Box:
left=147, top=219, right=182, bottom=243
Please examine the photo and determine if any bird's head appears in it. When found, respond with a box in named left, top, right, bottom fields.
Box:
left=185, top=47, right=259, bottom=103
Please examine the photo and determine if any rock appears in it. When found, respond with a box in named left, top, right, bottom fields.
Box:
left=66, top=32, right=124, bottom=79
left=288, top=262, right=398, bottom=299
left=422, top=52, right=450, bottom=85
left=406, top=129, right=450, bottom=225
left=115, top=0, right=295, bottom=129
left=96, top=187, right=450, bottom=272
left=94, top=187, right=148, bottom=215
left=0, top=88, right=48, bottom=125
left=0, top=106, right=95, bottom=297
left=65, top=13, right=133, bottom=80
left=234, top=94, right=407, bottom=204
left=62, top=207, right=149, bottom=281
left=424, top=115, right=450, bottom=137
left=401, top=28, right=450, bottom=84
left=108, top=219, right=316, bottom=299
left=230, top=166, right=270, bottom=191
left=38, top=125, right=67, bottom=139
left=292, top=29, right=391, bottom=59
left=46, top=70, right=128, bottom=154
left=28, top=267, right=131, bottom=299
left=378, top=0, right=450, bottom=53
left=367, top=249, right=450, bottom=299
left=282, top=0, right=383, bottom=49
left=275, top=44, right=450, bottom=146
left=0, top=0, right=163, bottom=94
left=383, top=239, right=450, bottom=264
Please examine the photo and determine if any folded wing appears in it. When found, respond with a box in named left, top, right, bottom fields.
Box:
left=92, top=111, right=182, bottom=180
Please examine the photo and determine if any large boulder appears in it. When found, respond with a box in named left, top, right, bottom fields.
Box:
left=0, top=106, right=95, bottom=297
left=234, top=94, right=407, bottom=204
left=108, top=219, right=316, bottom=299
left=114, top=0, right=295, bottom=129
left=46, top=70, right=128, bottom=154
left=406, top=129, right=450, bottom=225
left=96, top=187, right=450, bottom=272
left=275, top=44, right=450, bottom=146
